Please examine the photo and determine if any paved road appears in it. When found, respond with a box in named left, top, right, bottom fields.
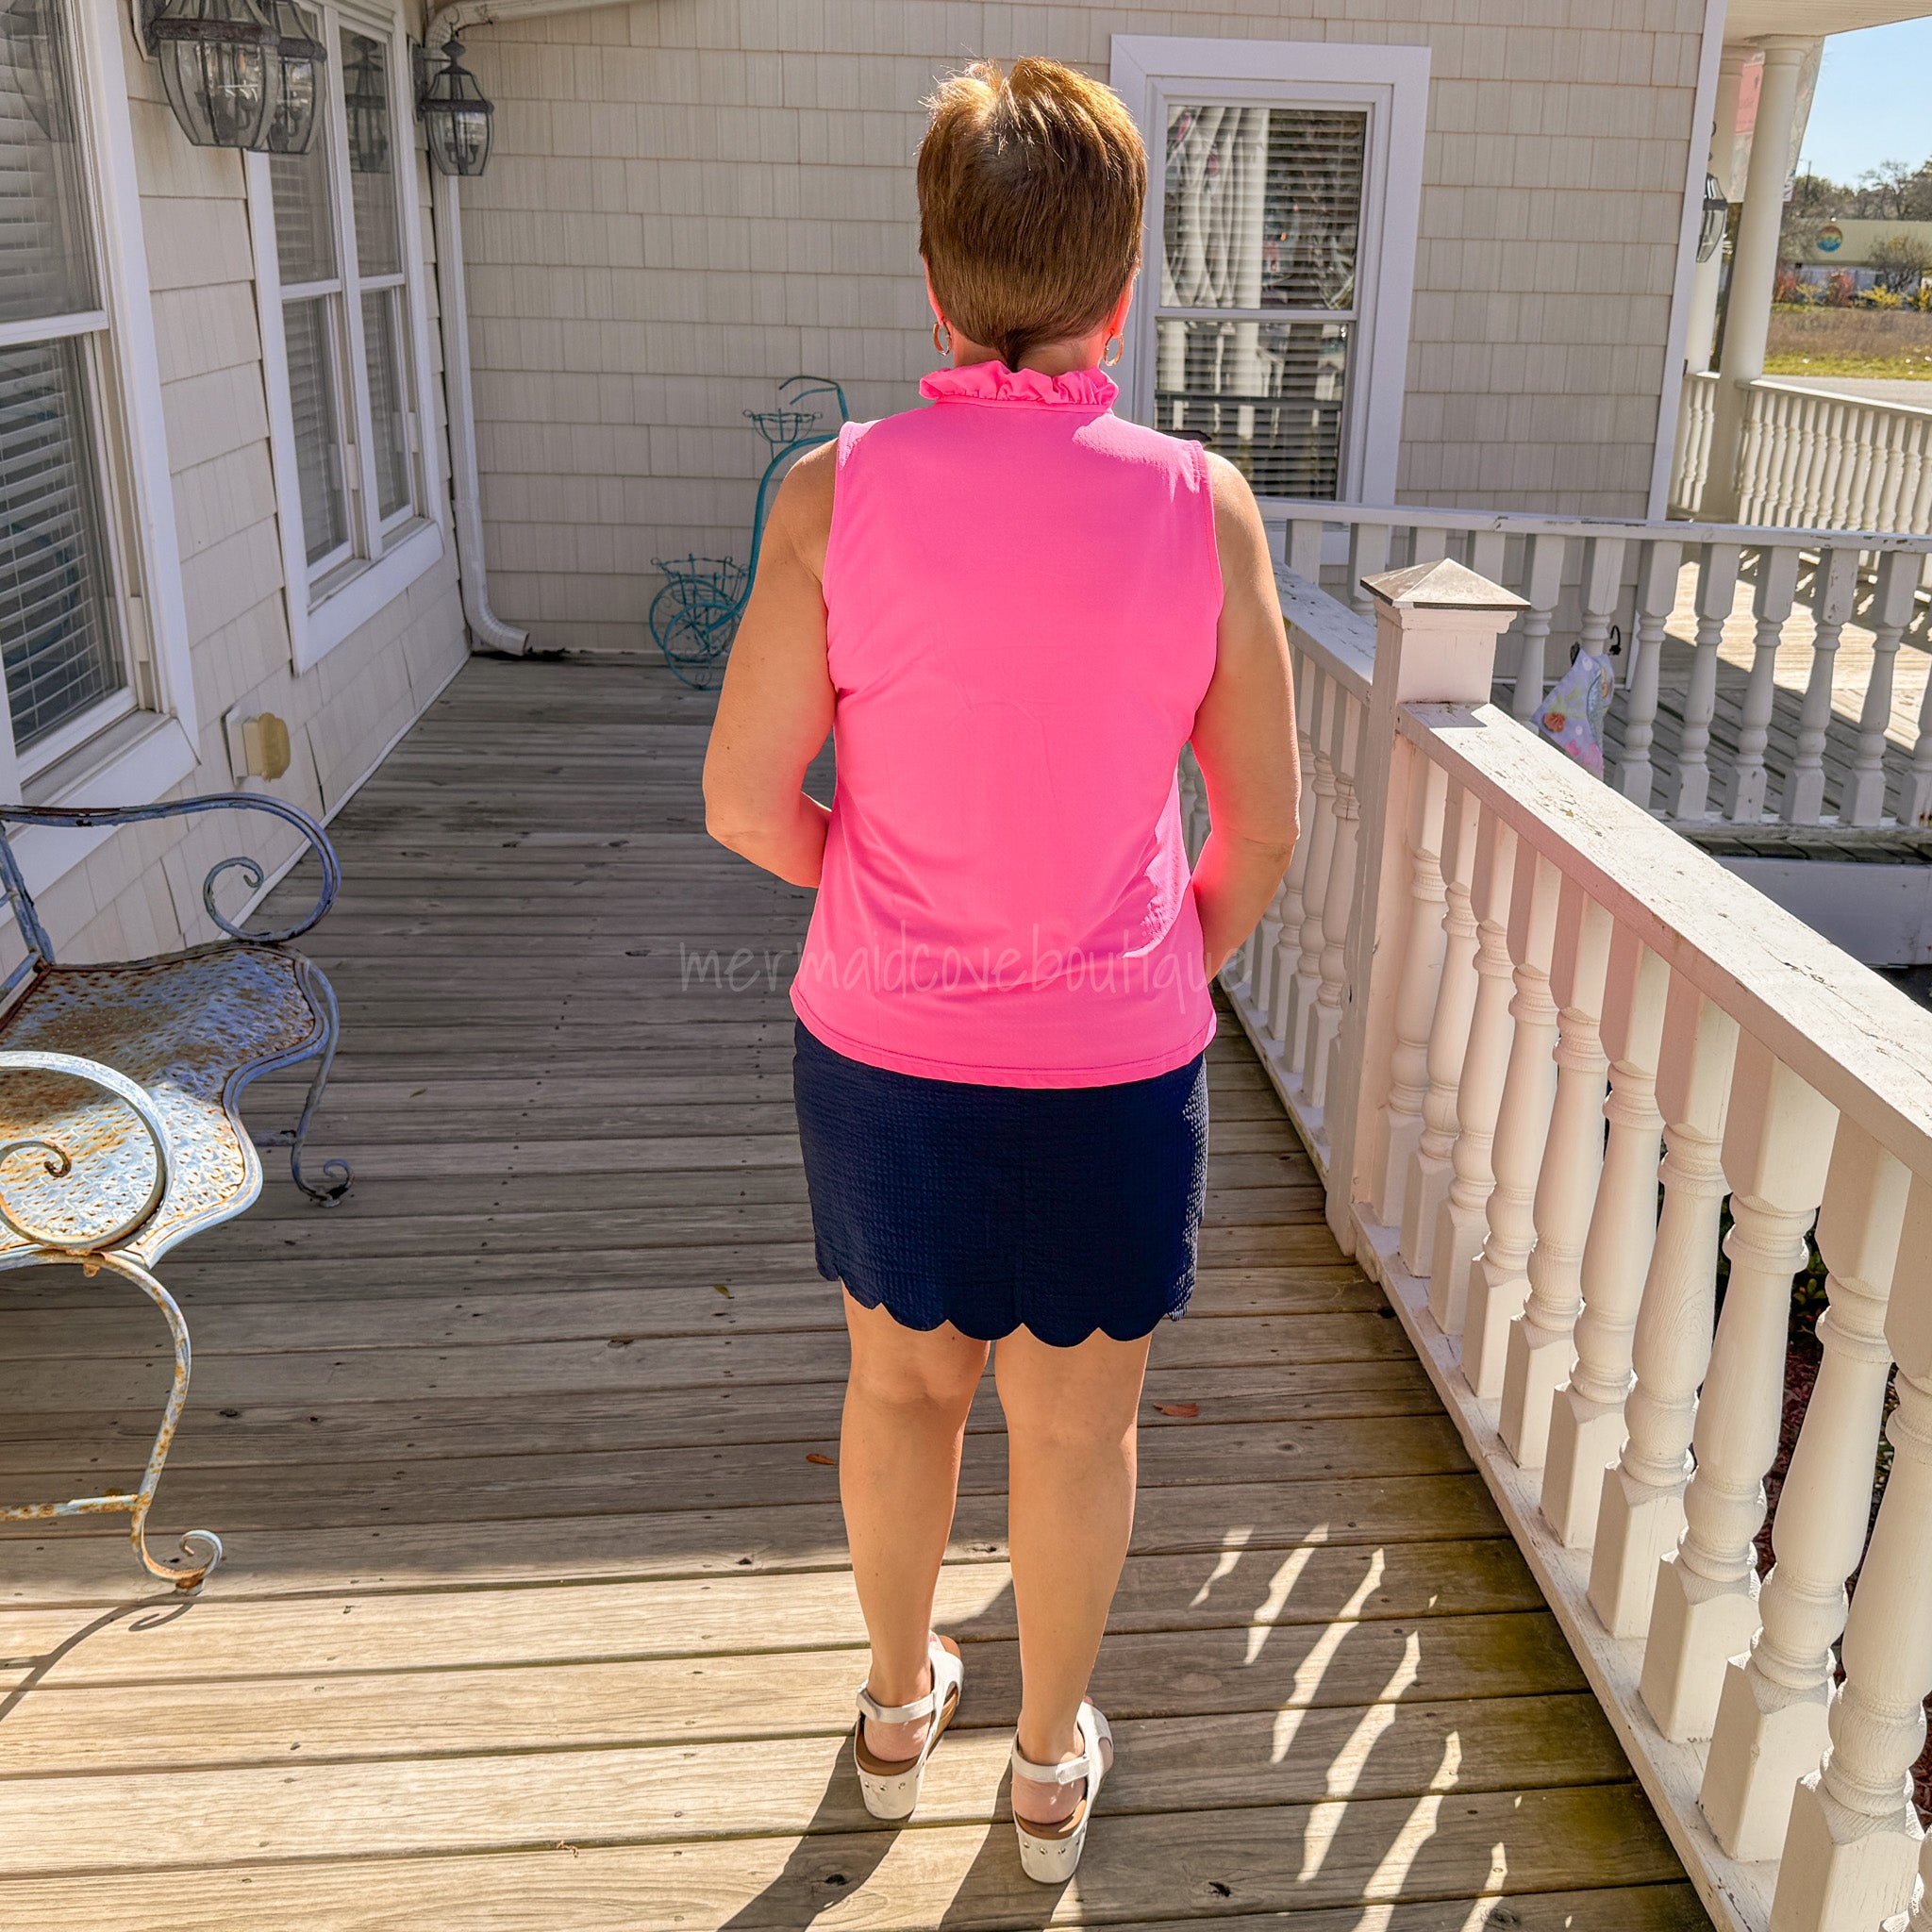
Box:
left=1768, top=375, right=1932, bottom=408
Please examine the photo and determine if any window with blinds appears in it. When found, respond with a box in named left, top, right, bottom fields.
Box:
left=0, top=3, right=129, bottom=763
left=266, top=6, right=420, bottom=597
left=1158, top=105, right=1366, bottom=499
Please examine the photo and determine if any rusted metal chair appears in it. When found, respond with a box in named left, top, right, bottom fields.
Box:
left=0, top=796, right=348, bottom=1591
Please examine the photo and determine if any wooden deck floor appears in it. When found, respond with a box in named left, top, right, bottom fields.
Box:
left=0, top=659, right=1706, bottom=1929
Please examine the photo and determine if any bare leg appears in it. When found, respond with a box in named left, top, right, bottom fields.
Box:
left=840, top=1290, right=989, bottom=1760
left=996, top=1323, right=1151, bottom=1824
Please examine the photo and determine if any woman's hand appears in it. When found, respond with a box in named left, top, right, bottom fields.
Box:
left=1189, top=454, right=1301, bottom=979
left=701, top=443, right=840, bottom=888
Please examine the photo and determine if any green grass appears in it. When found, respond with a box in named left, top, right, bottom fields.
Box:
left=1763, top=351, right=1932, bottom=378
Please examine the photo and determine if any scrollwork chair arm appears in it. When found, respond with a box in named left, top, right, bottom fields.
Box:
left=0, top=1050, right=173, bottom=1253
left=0, top=794, right=341, bottom=943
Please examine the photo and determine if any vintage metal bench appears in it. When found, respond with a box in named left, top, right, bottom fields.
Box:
left=0, top=795, right=349, bottom=1591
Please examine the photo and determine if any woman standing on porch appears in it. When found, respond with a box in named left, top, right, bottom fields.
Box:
left=704, top=57, right=1298, bottom=1880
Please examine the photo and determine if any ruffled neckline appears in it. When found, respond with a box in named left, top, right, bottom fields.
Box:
left=918, top=361, right=1119, bottom=409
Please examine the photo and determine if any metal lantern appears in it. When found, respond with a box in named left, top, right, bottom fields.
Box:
left=0, top=0, right=73, bottom=142
left=262, top=0, right=325, bottom=156
left=1697, top=172, right=1728, bottom=265
left=341, top=31, right=390, bottom=173
left=145, top=0, right=278, bottom=151
left=417, top=37, right=492, bottom=177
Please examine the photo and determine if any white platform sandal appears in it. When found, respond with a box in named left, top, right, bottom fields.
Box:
left=1010, top=1700, right=1112, bottom=1883
left=852, top=1633, right=964, bottom=1821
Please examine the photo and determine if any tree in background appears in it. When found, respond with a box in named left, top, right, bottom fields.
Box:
left=1867, top=233, right=1932, bottom=292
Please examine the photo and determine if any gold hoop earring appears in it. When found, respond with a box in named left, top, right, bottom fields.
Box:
left=932, top=319, right=952, bottom=355
left=1102, top=334, right=1124, bottom=368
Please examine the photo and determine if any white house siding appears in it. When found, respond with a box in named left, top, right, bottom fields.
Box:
left=37, top=8, right=469, bottom=965
left=456, top=0, right=1707, bottom=655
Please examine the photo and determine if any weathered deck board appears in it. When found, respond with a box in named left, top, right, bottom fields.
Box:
left=0, top=658, right=1702, bottom=1929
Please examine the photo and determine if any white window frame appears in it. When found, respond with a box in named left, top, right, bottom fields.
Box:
left=0, top=0, right=200, bottom=891
left=1109, top=36, right=1429, bottom=508
left=245, top=0, right=444, bottom=676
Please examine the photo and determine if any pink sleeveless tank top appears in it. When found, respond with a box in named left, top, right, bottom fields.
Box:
left=791, top=361, right=1222, bottom=1087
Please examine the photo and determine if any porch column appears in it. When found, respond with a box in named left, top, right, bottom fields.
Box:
left=1682, top=47, right=1753, bottom=376
left=1703, top=35, right=1817, bottom=522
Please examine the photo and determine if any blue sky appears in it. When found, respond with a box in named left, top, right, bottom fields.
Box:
left=1801, top=19, right=1932, bottom=182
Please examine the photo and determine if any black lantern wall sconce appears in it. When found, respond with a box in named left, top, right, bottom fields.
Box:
left=1697, top=173, right=1730, bottom=265
left=263, top=0, right=325, bottom=156
left=133, top=0, right=326, bottom=156
left=414, top=36, right=492, bottom=177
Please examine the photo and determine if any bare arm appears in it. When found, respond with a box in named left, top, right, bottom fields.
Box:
left=1190, top=453, right=1301, bottom=979
left=701, top=441, right=839, bottom=887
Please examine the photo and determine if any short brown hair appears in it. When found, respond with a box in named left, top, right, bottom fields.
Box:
left=917, top=58, right=1145, bottom=372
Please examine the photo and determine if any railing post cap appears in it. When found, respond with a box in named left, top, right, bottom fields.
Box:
left=1361, top=558, right=1528, bottom=613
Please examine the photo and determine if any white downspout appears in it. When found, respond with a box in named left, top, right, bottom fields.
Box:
left=428, top=162, right=525, bottom=654
left=419, top=0, right=654, bottom=653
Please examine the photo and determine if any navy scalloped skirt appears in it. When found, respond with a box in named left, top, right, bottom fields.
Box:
left=791, top=1021, right=1208, bottom=1346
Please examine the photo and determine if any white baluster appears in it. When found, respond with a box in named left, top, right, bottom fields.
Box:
left=1670, top=541, right=1742, bottom=822
left=1881, top=1838, right=1932, bottom=1932
left=1577, top=534, right=1625, bottom=659
left=1777, top=1173, right=1932, bottom=1932
left=1641, top=1041, right=1840, bottom=1743
left=1874, top=409, right=1912, bottom=531
left=1844, top=550, right=1921, bottom=827
left=1510, top=533, right=1568, bottom=723
left=1284, top=670, right=1337, bottom=1083
left=1347, top=525, right=1391, bottom=617
left=1306, top=693, right=1362, bottom=1120
left=1403, top=785, right=1480, bottom=1282
left=1461, top=847, right=1561, bottom=1403
left=1371, top=760, right=1449, bottom=1229
left=1702, top=1121, right=1909, bottom=1860
left=1726, top=543, right=1802, bottom=823
left=1288, top=517, right=1325, bottom=583
left=1619, top=540, right=1681, bottom=811
left=1499, top=882, right=1612, bottom=1468
left=1901, top=609, right=1932, bottom=831
left=1542, top=931, right=1668, bottom=1548
left=1241, top=878, right=1287, bottom=1025
left=1409, top=524, right=1450, bottom=567
left=1263, top=645, right=1319, bottom=1057
left=1429, top=809, right=1519, bottom=1340
left=1588, top=983, right=1739, bottom=1640
left=1782, top=548, right=1860, bottom=827
left=1469, top=528, right=1507, bottom=595
left=1901, top=414, right=1932, bottom=537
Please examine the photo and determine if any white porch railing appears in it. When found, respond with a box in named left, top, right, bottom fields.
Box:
left=1258, top=497, right=1932, bottom=832
left=1182, top=557, right=1932, bottom=1932
left=1672, top=375, right=1932, bottom=538
left=1674, top=370, right=1721, bottom=520
left=1737, top=383, right=1932, bottom=538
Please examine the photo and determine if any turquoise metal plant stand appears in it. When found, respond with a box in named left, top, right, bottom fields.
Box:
left=650, top=375, right=850, bottom=687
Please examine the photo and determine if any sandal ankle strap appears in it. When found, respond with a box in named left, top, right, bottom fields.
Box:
left=858, top=1680, right=940, bottom=1725
left=857, top=1635, right=946, bottom=1727
left=1010, top=1740, right=1091, bottom=1785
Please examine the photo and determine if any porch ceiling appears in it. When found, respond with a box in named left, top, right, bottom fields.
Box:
left=1726, top=0, right=1932, bottom=40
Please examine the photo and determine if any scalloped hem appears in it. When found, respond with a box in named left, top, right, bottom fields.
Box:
left=828, top=1259, right=1193, bottom=1348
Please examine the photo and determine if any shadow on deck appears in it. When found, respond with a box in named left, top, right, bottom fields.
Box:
left=0, top=658, right=1706, bottom=1929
